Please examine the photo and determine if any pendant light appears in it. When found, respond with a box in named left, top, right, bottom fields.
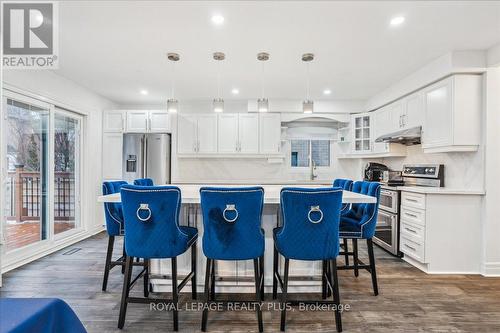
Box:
left=257, top=52, right=270, bottom=112
left=302, top=53, right=314, bottom=114
left=213, top=52, right=225, bottom=113
left=166, top=52, right=180, bottom=113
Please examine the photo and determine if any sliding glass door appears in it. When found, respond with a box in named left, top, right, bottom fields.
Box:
left=2, top=93, right=82, bottom=257
left=3, top=98, right=50, bottom=252
left=54, top=109, right=81, bottom=236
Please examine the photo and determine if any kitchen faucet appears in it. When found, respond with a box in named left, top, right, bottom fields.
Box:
left=310, top=160, right=317, bottom=181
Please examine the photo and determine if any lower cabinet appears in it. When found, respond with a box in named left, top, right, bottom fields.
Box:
left=399, top=191, right=482, bottom=273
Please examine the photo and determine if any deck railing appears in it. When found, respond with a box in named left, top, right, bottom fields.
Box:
left=5, top=168, right=76, bottom=222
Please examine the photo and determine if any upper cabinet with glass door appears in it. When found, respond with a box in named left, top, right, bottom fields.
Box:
left=351, top=113, right=371, bottom=153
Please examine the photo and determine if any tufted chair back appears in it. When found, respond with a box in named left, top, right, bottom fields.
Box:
left=133, top=178, right=154, bottom=186
left=102, top=181, right=128, bottom=236
left=120, top=185, right=190, bottom=259
left=276, top=187, right=343, bottom=260
left=347, top=181, right=381, bottom=238
left=200, top=187, right=264, bottom=260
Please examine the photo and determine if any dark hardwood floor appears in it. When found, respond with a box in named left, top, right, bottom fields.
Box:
left=2, top=232, right=500, bottom=332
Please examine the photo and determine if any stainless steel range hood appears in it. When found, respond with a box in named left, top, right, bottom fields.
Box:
left=375, top=126, right=422, bottom=145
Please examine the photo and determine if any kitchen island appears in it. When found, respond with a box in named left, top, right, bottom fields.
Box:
left=98, top=183, right=376, bottom=293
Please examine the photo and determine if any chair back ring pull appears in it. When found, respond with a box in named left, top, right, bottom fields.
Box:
left=308, top=205, right=323, bottom=224
left=136, top=203, right=152, bottom=222
left=222, top=204, right=238, bottom=223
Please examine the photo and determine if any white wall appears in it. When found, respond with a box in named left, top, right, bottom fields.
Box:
left=2, top=70, right=116, bottom=238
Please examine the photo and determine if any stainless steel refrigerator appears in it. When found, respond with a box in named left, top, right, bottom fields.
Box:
left=122, top=133, right=171, bottom=184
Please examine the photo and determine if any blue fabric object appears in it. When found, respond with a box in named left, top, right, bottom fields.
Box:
left=133, top=178, right=154, bottom=186
left=200, top=187, right=265, bottom=260
left=0, top=298, right=86, bottom=333
left=339, top=181, right=381, bottom=239
left=275, top=187, right=343, bottom=261
left=333, top=178, right=353, bottom=213
left=102, top=181, right=127, bottom=236
left=120, top=185, right=198, bottom=259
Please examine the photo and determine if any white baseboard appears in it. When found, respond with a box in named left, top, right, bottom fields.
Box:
left=482, top=262, right=500, bottom=276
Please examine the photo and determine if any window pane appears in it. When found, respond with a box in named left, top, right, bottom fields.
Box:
left=290, top=140, right=310, bottom=167
left=4, top=98, right=49, bottom=251
left=54, top=112, right=80, bottom=235
left=311, top=140, right=330, bottom=167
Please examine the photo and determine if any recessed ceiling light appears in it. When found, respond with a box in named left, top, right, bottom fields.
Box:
left=323, top=89, right=332, bottom=95
left=140, top=89, right=148, bottom=95
left=390, top=16, right=405, bottom=26
left=211, top=14, right=224, bottom=25
left=231, top=88, right=239, bottom=95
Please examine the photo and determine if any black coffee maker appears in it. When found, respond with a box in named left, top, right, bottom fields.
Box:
left=364, top=162, right=389, bottom=182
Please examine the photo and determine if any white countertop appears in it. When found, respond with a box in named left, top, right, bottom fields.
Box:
left=98, top=183, right=377, bottom=204
left=382, top=185, right=485, bottom=195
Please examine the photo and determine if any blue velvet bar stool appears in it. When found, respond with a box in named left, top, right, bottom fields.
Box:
left=134, top=178, right=154, bottom=186
left=273, top=187, right=343, bottom=332
left=118, top=185, right=198, bottom=331
left=338, top=181, right=381, bottom=296
left=333, top=178, right=353, bottom=266
left=102, top=181, right=128, bottom=291
left=199, top=187, right=265, bottom=333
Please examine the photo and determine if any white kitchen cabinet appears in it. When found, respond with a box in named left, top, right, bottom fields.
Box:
left=149, top=111, right=170, bottom=132
left=238, top=113, right=259, bottom=153
left=351, top=113, right=371, bottom=153
left=218, top=114, right=239, bottom=153
left=197, top=114, right=218, bottom=153
left=102, top=132, right=123, bottom=179
left=103, top=110, right=125, bottom=132
left=403, top=92, right=424, bottom=129
left=388, top=101, right=404, bottom=132
left=217, top=113, right=259, bottom=154
left=178, top=114, right=217, bottom=154
left=177, top=114, right=198, bottom=154
left=371, top=107, right=408, bottom=156
left=126, top=110, right=149, bottom=132
left=259, top=113, right=281, bottom=154
left=125, top=110, right=170, bottom=133
left=422, top=75, right=482, bottom=153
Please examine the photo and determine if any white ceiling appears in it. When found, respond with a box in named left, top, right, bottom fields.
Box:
left=55, top=1, right=500, bottom=105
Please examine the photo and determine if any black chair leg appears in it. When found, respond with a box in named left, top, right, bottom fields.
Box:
left=367, top=238, right=379, bottom=296
left=201, top=259, right=212, bottom=332
left=353, top=239, right=359, bottom=277
left=280, top=258, right=289, bottom=332
left=121, top=242, right=126, bottom=274
left=322, top=260, right=327, bottom=299
left=102, top=235, right=114, bottom=291
left=191, top=241, right=197, bottom=300
left=259, top=255, right=265, bottom=301
left=343, top=238, right=349, bottom=266
left=253, top=259, right=264, bottom=332
left=329, top=259, right=342, bottom=332
left=171, top=257, right=179, bottom=331
left=117, top=256, right=133, bottom=329
left=143, top=259, right=149, bottom=297
left=273, top=244, right=278, bottom=300
left=210, top=260, right=216, bottom=301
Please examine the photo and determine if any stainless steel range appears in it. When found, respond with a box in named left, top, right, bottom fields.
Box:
left=373, top=163, right=444, bottom=256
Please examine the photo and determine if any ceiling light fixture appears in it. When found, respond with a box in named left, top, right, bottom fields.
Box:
left=390, top=16, right=405, bottom=26
left=211, top=14, right=224, bottom=25
left=213, top=52, right=225, bottom=113
left=323, top=89, right=332, bottom=95
left=257, top=52, right=270, bottom=112
left=302, top=53, right=314, bottom=114
left=231, top=88, right=239, bottom=95
left=166, top=52, right=180, bottom=113
left=140, top=89, right=148, bottom=95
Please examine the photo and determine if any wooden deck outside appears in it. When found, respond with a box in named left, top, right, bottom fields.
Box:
left=4, top=221, right=75, bottom=250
